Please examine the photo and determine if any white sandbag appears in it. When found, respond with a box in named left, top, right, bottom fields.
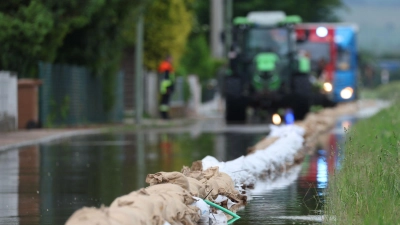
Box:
left=201, top=124, right=305, bottom=192
left=214, top=195, right=228, bottom=203
left=268, top=124, right=305, bottom=138
left=209, top=210, right=228, bottom=225
left=192, top=197, right=210, bottom=225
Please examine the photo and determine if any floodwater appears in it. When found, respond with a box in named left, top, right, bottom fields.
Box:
left=0, top=117, right=355, bottom=225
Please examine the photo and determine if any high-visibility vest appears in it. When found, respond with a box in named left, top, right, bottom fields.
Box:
left=160, top=79, right=172, bottom=94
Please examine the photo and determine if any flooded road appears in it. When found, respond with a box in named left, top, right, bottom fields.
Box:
left=0, top=118, right=353, bottom=225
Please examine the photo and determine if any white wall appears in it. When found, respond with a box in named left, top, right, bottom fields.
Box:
left=144, top=71, right=158, bottom=117
left=0, top=71, right=18, bottom=131
left=187, top=75, right=202, bottom=116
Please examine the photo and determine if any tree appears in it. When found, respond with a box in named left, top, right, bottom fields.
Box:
left=143, top=0, right=194, bottom=70
left=190, top=0, right=210, bottom=39
left=179, top=32, right=225, bottom=82
left=0, top=0, right=106, bottom=76
left=54, top=0, right=139, bottom=70
left=0, top=1, right=53, bottom=75
left=174, top=0, right=222, bottom=81
left=233, top=0, right=343, bottom=22
left=54, top=0, right=146, bottom=110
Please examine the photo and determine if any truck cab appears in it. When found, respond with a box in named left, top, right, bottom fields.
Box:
left=295, top=23, right=359, bottom=102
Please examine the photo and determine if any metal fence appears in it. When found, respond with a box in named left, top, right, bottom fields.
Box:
left=39, top=63, right=124, bottom=126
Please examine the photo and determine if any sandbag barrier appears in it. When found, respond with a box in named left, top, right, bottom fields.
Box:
left=66, top=167, right=246, bottom=225
left=66, top=101, right=367, bottom=225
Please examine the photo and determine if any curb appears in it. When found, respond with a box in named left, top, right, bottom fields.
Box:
left=0, top=129, right=105, bottom=152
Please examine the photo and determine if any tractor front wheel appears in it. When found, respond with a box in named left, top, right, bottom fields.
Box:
left=224, top=76, right=247, bottom=123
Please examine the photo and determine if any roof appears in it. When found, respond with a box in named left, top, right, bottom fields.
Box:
left=296, top=23, right=359, bottom=32
left=246, top=11, right=286, bottom=26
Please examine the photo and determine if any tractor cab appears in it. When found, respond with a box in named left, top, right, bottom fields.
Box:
left=223, top=11, right=337, bottom=123
left=229, top=12, right=302, bottom=95
left=295, top=23, right=359, bottom=102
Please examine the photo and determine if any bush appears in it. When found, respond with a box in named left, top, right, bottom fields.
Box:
left=178, top=33, right=225, bottom=82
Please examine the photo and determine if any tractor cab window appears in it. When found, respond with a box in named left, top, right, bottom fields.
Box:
left=245, top=28, right=289, bottom=56
left=336, top=48, right=351, bottom=71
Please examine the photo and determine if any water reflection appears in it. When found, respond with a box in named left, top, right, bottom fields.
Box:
left=0, top=117, right=355, bottom=225
left=234, top=150, right=332, bottom=224
left=235, top=117, right=355, bottom=225
left=0, top=132, right=216, bottom=225
left=0, top=146, right=40, bottom=225
left=0, top=149, right=19, bottom=223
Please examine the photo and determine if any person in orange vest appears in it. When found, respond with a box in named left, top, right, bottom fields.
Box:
left=158, top=55, right=175, bottom=119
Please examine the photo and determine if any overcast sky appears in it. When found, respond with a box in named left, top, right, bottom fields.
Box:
left=343, top=0, right=400, bottom=6
left=338, top=0, right=400, bottom=55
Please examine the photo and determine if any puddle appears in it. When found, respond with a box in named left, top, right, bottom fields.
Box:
left=0, top=117, right=353, bottom=225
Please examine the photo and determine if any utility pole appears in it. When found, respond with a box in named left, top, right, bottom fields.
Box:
left=210, top=0, right=224, bottom=58
left=225, top=0, right=233, bottom=57
left=135, top=13, right=144, bottom=125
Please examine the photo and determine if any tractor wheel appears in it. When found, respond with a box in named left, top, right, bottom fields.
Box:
left=291, top=75, right=312, bottom=120
left=292, top=75, right=312, bottom=97
left=291, top=95, right=310, bottom=120
left=224, top=76, right=247, bottom=123
left=225, top=96, right=247, bottom=123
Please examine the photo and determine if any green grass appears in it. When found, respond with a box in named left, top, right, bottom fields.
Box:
left=325, top=83, right=400, bottom=224
left=360, top=81, right=400, bottom=100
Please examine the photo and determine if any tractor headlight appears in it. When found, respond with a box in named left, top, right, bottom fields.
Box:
left=323, top=82, right=333, bottom=92
left=340, top=87, right=353, bottom=99
left=272, top=113, right=282, bottom=125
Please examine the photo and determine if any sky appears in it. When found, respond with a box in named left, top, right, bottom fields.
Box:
left=337, top=0, right=400, bottom=55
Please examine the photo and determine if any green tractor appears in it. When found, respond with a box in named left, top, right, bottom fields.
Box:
left=224, top=11, right=326, bottom=123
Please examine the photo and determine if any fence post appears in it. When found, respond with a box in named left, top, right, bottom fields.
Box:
left=135, top=13, right=144, bottom=124
left=0, top=72, right=6, bottom=130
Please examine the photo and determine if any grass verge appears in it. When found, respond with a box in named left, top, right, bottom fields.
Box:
left=360, top=81, right=400, bottom=100
left=325, top=83, right=400, bottom=224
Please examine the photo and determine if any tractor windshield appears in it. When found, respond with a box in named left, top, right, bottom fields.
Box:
left=245, top=28, right=289, bottom=56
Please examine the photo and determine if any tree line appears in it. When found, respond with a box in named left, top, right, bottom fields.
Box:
left=0, top=0, right=343, bottom=79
